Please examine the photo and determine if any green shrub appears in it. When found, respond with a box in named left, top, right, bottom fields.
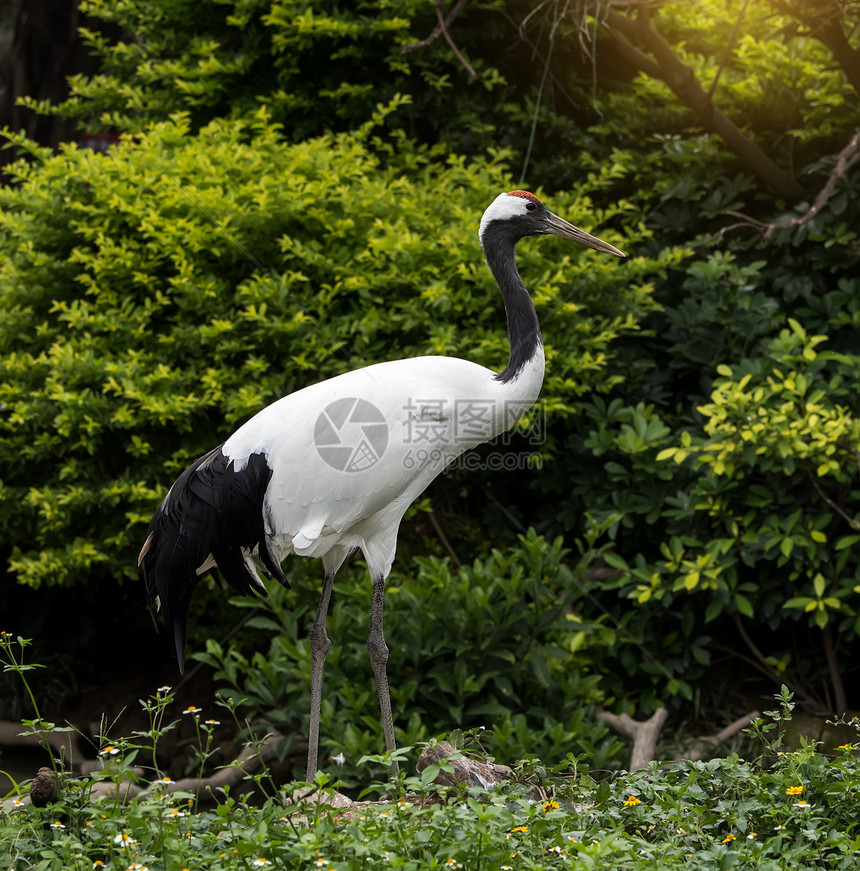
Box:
left=37, top=0, right=518, bottom=154
left=568, top=297, right=860, bottom=712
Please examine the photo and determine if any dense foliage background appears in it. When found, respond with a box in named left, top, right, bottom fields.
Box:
left=1, top=0, right=859, bottom=772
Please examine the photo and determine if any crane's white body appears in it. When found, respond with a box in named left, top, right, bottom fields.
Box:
left=222, top=348, right=544, bottom=580
left=141, top=189, right=624, bottom=781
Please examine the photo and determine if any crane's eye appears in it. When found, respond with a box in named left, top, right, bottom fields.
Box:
left=526, top=201, right=537, bottom=211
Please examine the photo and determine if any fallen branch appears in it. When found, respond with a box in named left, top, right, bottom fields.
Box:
left=0, top=730, right=303, bottom=810
left=596, top=707, right=668, bottom=770
left=676, top=711, right=759, bottom=762
left=598, top=706, right=760, bottom=768
left=0, top=719, right=77, bottom=767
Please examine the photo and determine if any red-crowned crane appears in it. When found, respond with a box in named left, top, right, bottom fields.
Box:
left=139, top=190, right=625, bottom=779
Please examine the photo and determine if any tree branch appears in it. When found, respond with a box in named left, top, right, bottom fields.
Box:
left=769, top=0, right=860, bottom=96
left=697, top=128, right=860, bottom=245
left=806, top=461, right=860, bottom=532
left=500, top=7, right=583, bottom=114
left=822, top=623, right=848, bottom=715
left=759, top=127, right=860, bottom=243
left=428, top=509, right=462, bottom=567
left=597, top=4, right=806, bottom=201
left=433, top=0, right=477, bottom=77
left=729, top=615, right=822, bottom=710
left=401, top=0, right=472, bottom=58
left=707, top=0, right=751, bottom=99
left=815, top=19, right=860, bottom=96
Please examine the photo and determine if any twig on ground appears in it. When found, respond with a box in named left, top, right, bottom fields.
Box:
left=0, top=730, right=304, bottom=809
left=677, top=711, right=759, bottom=762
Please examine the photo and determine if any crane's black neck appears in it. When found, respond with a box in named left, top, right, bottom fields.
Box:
left=481, top=221, right=543, bottom=383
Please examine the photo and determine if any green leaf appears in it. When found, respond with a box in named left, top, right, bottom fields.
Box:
left=734, top=594, right=754, bottom=618
left=603, top=552, right=629, bottom=571
left=813, top=573, right=826, bottom=598
left=783, top=597, right=815, bottom=610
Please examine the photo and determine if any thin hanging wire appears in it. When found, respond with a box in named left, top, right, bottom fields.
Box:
left=590, top=0, right=604, bottom=121
left=519, top=1, right=568, bottom=185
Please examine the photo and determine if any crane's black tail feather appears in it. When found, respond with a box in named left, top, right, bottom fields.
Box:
left=139, top=446, right=288, bottom=673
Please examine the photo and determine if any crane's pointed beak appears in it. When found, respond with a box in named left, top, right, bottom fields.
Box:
left=544, top=212, right=626, bottom=258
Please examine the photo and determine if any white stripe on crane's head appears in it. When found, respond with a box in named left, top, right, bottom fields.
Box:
left=479, top=190, right=544, bottom=240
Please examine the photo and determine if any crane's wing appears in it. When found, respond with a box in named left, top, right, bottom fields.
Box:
left=138, top=446, right=287, bottom=673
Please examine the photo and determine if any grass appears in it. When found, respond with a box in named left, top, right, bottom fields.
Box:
left=3, top=633, right=860, bottom=870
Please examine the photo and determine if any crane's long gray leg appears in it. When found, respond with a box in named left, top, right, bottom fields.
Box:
left=307, top=571, right=335, bottom=781
left=368, top=575, right=398, bottom=777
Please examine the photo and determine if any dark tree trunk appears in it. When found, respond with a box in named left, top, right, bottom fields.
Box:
left=0, top=0, right=111, bottom=166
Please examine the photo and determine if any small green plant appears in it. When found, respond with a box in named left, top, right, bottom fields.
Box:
left=0, top=632, right=78, bottom=779
left=744, top=684, right=796, bottom=758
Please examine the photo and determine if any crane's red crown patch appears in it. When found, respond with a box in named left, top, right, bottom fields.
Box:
left=506, top=190, right=543, bottom=204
